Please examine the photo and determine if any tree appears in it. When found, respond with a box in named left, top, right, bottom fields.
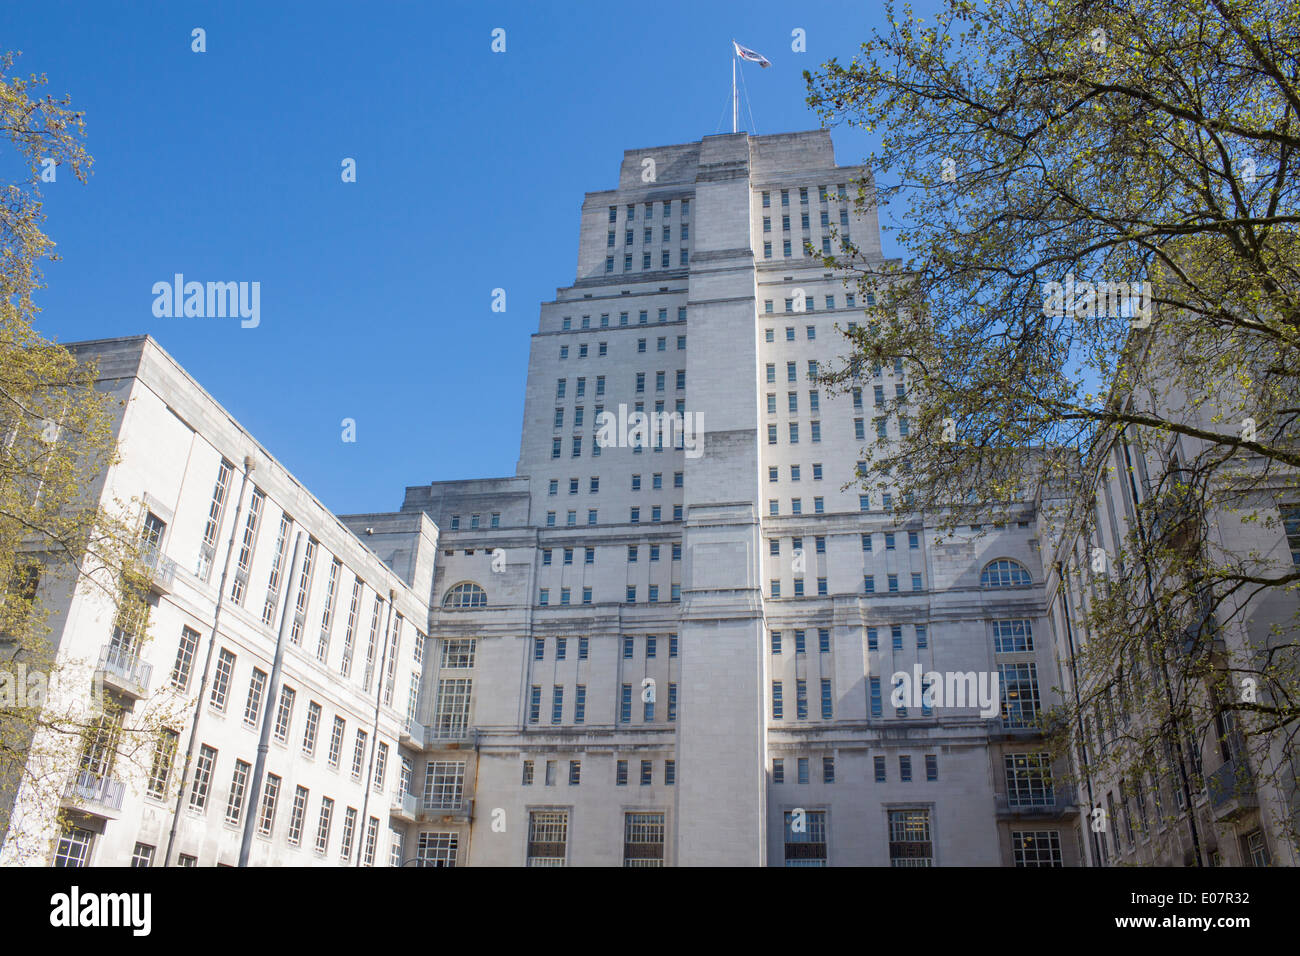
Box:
left=805, top=0, right=1300, bottom=856
left=0, top=51, right=183, bottom=861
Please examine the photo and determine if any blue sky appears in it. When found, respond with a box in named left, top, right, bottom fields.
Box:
left=3, top=0, right=906, bottom=515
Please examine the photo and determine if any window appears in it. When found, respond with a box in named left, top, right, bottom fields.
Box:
left=900, top=755, right=912, bottom=782
left=325, top=717, right=345, bottom=770
left=373, top=742, right=389, bottom=792
left=256, top=774, right=281, bottom=836
left=130, top=842, right=155, bottom=868
left=273, top=686, right=296, bottom=742
left=424, top=761, right=466, bottom=810
left=772, top=681, right=784, bottom=719
left=888, top=809, right=933, bottom=867
left=287, top=785, right=309, bottom=845
left=1000, top=662, right=1041, bottom=728
left=640, top=760, right=653, bottom=785
left=363, top=817, right=380, bottom=866
left=621, top=684, right=633, bottom=722
left=869, top=677, right=882, bottom=716
left=798, top=757, right=810, bottom=784
left=981, top=559, right=1032, bottom=588
left=784, top=810, right=827, bottom=867
left=146, top=729, right=178, bottom=799
left=624, top=812, right=665, bottom=867
left=53, top=826, right=95, bottom=867
left=527, top=810, right=569, bottom=867
left=442, top=581, right=487, bottom=608
left=352, top=729, right=368, bottom=777
left=1006, top=753, right=1055, bottom=806
left=1012, top=830, right=1062, bottom=867
left=993, top=619, right=1034, bottom=653
left=303, top=701, right=321, bottom=756
left=210, top=648, right=235, bottom=711
left=340, top=807, right=357, bottom=861
left=568, top=760, right=581, bottom=786
left=1282, top=506, right=1300, bottom=565
left=552, top=686, right=564, bottom=724
left=417, top=831, right=459, bottom=867
left=171, top=626, right=199, bottom=691
left=196, top=459, right=233, bottom=581
left=773, top=759, right=785, bottom=784
left=522, top=760, right=534, bottom=785
left=821, top=679, right=833, bottom=719
left=315, top=797, right=334, bottom=854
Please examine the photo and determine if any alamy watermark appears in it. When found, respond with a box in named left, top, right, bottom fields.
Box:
left=151, top=274, right=260, bottom=328
left=1042, top=272, right=1152, bottom=328
left=890, top=665, right=1001, bottom=718
left=595, top=403, right=704, bottom=459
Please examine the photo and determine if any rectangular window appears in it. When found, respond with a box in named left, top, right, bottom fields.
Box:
left=146, top=729, right=178, bottom=799
left=256, top=773, right=281, bottom=836
left=340, top=807, right=357, bottom=861
left=315, top=797, right=334, bottom=854
left=1000, top=663, right=1041, bottom=728
left=1012, top=830, right=1062, bottom=867
left=287, top=785, right=309, bottom=845
left=302, top=700, right=321, bottom=755
left=351, top=729, right=368, bottom=778
left=196, top=459, right=234, bottom=581
left=526, top=810, right=569, bottom=867
left=210, top=648, right=235, bottom=711
left=888, top=809, right=933, bottom=867
left=328, top=716, right=345, bottom=767
left=273, top=685, right=296, bottom=742
left=783, top=810, right=827, bottom=867
left=623, top=812, right=666, bottom=867
left=171, top=626, right=199, bottom=691
left=993, top=619, right=1034, bottom=653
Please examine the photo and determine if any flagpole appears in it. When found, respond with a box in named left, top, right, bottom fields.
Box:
left=732, top=43, right=738, bottom=133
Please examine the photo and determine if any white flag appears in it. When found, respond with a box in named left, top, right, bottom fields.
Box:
left=733, top=40, right=771, bottom=67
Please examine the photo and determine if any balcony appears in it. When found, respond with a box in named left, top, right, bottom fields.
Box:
left=399, top=721, right=428, bottom=750
left=995, top=786, right=1077, bottom=819
left=419, top=798, right=474, bottom=824
left=62, top=770, right=125, bottom=818
left=1206, top=759, right=1258, bottom=821
left=142, top=547, right=177, bottom=595
left=390, top=791, right=418, bottom=822
left=97, top=644, right=152, bottom=699
left=423, top=724, right=478, bottom=750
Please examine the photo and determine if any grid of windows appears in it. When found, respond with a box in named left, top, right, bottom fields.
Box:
left=1012, top=830, right=1063, bottom=867
left=623, top=812, right=666, bottom=867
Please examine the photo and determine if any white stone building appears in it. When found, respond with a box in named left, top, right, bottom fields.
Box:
left=4, top=130, right=1087, bottom=867
left=1, top=336, right=436, bottom=867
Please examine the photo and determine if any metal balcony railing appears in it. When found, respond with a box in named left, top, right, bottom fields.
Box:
left=65, top=770, right=125, bottom=813
left=142, top=547, right=177, bottom=592
left=995, top=785, right=1077, bottom=815
left=98, top=644, right=152, bottom=697
left=391, top=791, right=418, bottom=820
left=420, top=797, right=474, bottom=822
left=1207, top=759, right=1257, bottom=812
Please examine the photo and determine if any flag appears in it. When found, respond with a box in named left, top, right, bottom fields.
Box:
left=732, top=40, right=771, bottom=67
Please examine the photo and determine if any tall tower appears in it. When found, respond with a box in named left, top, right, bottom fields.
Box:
left=405, top=129, right=1073, bottom=867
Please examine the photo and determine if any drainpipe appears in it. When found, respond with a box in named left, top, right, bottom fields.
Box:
left=163, top=455, right=254, bottom=867
left=355, top=587, right=396, bottom=866
left=238, top=530, right=304, bottom=865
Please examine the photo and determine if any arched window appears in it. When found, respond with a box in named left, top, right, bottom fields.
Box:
left=442, top=582, right=487, bottom=609
left=980, top=559, right=1032, bottom=589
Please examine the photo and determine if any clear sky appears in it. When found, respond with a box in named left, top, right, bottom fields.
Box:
left=2, top=0, right=907, bottom=516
